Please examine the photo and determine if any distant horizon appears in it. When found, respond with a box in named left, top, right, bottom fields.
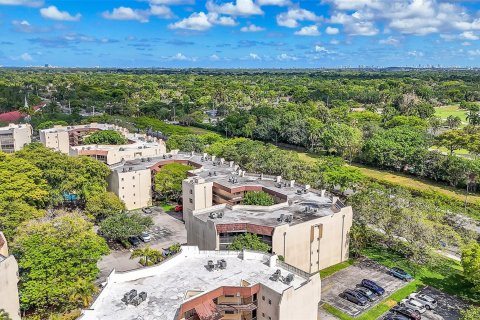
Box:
left=1, top=1, right=480, bottom=68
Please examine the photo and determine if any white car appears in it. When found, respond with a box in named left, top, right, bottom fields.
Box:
left=140, top=232, right=151, bottom=242
left=409, top=293, right=437, bottom=310
left=400, top=298, right=427, bottom=314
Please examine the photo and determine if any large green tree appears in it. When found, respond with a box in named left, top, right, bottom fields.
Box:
left=242, top=191, right=274, bottom=206
left=12, top=213, right=109, bottom=314
left=99, top=212, right=153, bottom=242
left=154, top=163, right=193, bottom=201
left=461, top=241, right=480, bottom=291
left=228, top=233, right=270, bottom=252
left=83, top=130, right=127, bottom=145
left=85, top=191, right=125, bottom=220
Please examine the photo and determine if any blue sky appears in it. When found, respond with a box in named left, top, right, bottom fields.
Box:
left=1, top=0, right=480, bottom=68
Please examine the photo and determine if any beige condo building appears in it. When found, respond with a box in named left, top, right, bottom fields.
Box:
left=39, top=123, right=166, bottom=165
left=0, top=123, right=32, bottom=153
left=81, top=246, right=321, bottom=320
left=109, top=153, right=353, bottom=273
left=0, top=232, right=21, bottom=320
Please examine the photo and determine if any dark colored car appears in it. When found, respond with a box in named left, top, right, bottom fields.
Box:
left=355, top=287, right=378, bottom=301
left=391, top=305, right=422, bottom=320
left=142, top=207, right=153, bottom=214
left=174, top=205, right=183, bottom=212
left=384, top=313, right=411, bottom=320
left=389, top=267, right=413, bottom=281
left=340, top=289, right=369, bottom=306
left=128, top=236, right=141, bottom=247
left=361, top=279, right=385, bottom=296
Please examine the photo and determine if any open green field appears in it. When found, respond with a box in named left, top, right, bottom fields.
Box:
left=297, top=151, right=480, bottom=206
left=434, top=105, right=467, bottom=122
left=429, top=146, right=471, bottom=156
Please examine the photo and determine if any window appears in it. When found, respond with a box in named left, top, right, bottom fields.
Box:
left=122, top=187, right=124, bottom=189
left=190, top=189, right=193, bottom=194
left=224, top=311, right=234, bottom=315
left=268, top=299, right=271, bottom=305
left=224, top=294, right=234, bottom=298
left=269, top=317, right=271, bottom=320
left=262, top=296, right=265, bottom=301
left=189, top=198, right=193, bottom=203
left=262, top=313, right=265, bottom=318
left=133, top=193, right=135, bottom=196
left=132, top=176, right=135, bottom=180
left=121, top=178, right=124, bottom=181
left=253, top=293, right=257, bottom=302
left=133, top=185, right=135, bottom=188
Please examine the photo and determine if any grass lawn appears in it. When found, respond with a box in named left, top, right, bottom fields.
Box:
left=186, top=126, right=218, bottom=135
left=429, top=146, right=471, bottom=156
left=435, top=105, right=467, bottom=122
left=158, top=202, right=175, bottom=212
left=319, top=259, right=354, bottom=279
left=297, top=151, right=480, bottom=207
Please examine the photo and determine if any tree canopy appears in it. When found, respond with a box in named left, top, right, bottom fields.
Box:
left=242, top=191, right=274, bottom=206
left=154, top=163, right=193, bottom=201
left=83, top=130, right=128, bottom=145
left=228, top=233, right=270, bottom=252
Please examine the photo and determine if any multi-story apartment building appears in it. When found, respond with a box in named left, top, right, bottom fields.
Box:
left=39, top=123, right=166, bottom=165
left=81, top=246, right=321, bottom=320
left=0, top=232, right=21, bottom=320
left=108, top=153, right=353, bottom=272
left=0, top=123, right=32, bottom=153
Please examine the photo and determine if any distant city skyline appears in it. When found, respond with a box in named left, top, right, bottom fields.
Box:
left=1, top=0, right=480, bottom=68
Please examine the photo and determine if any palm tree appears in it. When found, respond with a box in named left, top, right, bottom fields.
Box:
left=69, top=279, right=98, bottom=308
left=130, top=246, right=163, bottom=266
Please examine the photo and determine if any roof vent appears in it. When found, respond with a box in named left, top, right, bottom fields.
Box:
left=271, top=269, right=281, bottom=281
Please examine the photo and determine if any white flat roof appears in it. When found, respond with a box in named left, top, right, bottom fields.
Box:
left=83, top=247, right=309, bottom=320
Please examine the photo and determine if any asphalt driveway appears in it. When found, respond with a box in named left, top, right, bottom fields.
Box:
left=97, top=207, right=187, bottom=282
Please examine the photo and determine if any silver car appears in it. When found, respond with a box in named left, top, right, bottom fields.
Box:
left=409, top=293, right=437, bottom=310
left=140, top=232, right=151, bottom=242
left=400, top=298, right=427, bottom=314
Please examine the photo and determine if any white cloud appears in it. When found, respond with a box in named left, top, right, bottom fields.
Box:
left=277, top=8, right=321, bottom=28
left=326, top=0, right=480, bottom=37
left=330, top=39, right=340, bottom=45
left=240, top=24, right=265, bottom=32
left=460, top=31, right=479, bottom=41
left=169, top=11, right=237, bottom=30
left=248, top=53, right=261, bottom=60
left=277, top=53, right=298, bottom=61
left=149, top=0, right=194, bottom=4
left=40, top=5, right=81, bottom=21
left=315, top=45, right=333, bottom=54
left=0, top=0, right=43, bottom=7
left=462, top=41, right=471, bottom=46
left=295, top=25, right=321, bottom=36
left=257, top=0, right=290, bottom=6
left=11, top=52, right=33, bottom=61
left=210, top=54, right=220, bottom=61
left=206, top=0, right=263, bottom=17
left=150, top=5, right=174, bottom=18
left=468, top=49, right=480, bottom=56
left=330, top=12, right=378, bottom=36
left=171, top=53, right=193, bottom=60
left=208, top=12, right=237, bottom=26
left=379, top=36, right=400, bottom=46
left=102, top=7, right=150, bottom=23
left=325, top=26, right=339, bottom=35
left=407, top=50, right=424, bottom=57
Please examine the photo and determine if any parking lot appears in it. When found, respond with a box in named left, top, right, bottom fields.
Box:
left=97, top=207, right=187, bottom=282
left=380, top=286, right=471, bottom=320
left=321, top=259, right=407, bottom=317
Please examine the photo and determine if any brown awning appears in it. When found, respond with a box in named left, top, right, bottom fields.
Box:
left=194, top=300, right=222, bottom=320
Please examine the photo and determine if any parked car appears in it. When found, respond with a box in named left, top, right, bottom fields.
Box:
left=389, top=267, right=413, bottom=281
left=142, top=207, right=153, bottom=214
left=355, top=287, right=378, bottom=302
left=128, top=236, right=141, bottom=247
left=340, top=289, right=369, bottom=306
left=140, top=232, right=151, bottom=242
left=400, top=298, right=427, bottom=314
left=174, top=205, right=183, bottom=212
left=391, top=305, right=421, bottom=320
left=361, top=279, right=385, bottom=295
left=384, top=313, right=411, bottom=320
left=409, top=293, right=437, bottom=310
